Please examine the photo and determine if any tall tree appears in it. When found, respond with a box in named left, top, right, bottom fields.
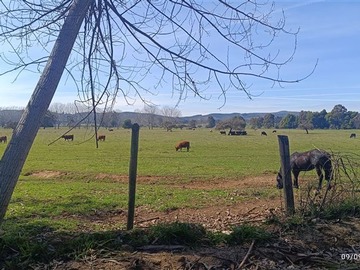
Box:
left=206, top=116, right=216, bottom=129
left=279, top=114, right=298, bottom=129
left=263, top=113, right=275, bottom=129
left=141, top=105, right=159, bottom=129
left=249, top=117, right=264, bottom=129
left=298, top=110, right=314, bottom=133
left=326, top=104, right=348, bottom=129
left=0, top=0, right=92, bottom=221
left=216, top=116, right=246, bottom=130
left=312, top=109, right=329, bottom=129
left=0, top=0, right=315, bottom=222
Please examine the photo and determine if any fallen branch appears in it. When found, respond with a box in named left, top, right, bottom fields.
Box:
left=237, top=239, right=255, bottom=269
left=136, top=245, right=186, bottom=252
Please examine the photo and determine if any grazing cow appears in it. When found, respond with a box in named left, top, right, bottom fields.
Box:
left=261, top=131, right=267, bottom=136
left=97, top=135, right=106, bottom=141
left=276, top=149, right=333, bottom=191
left=175, top=140, right=190, bottom=152
left=0, top=136, right=7, bottom=143
left=108, top=128, right=114, bottom=132
left=62, top=134, right=74, bottom=141
left=228, top=129, right=247, bottom=136
left=350, top=133, right=356, bottom=138
left=220, top=131, right=226, bottom=135
left=272, top=130, right=277, bottom=133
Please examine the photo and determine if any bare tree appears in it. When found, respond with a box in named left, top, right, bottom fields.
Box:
left=0, top=0, right=315, bottom=222
left=141, top=105, right=160, bottom=129
left=161, top=106, right=182, bottom=131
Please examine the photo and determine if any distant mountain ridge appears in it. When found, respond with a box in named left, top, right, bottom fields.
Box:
left=0, top=109, right=300, bottom=126
left=180, top=111, right=300, bottom=122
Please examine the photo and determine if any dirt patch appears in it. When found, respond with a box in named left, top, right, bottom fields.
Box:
left=27, top=170, right=65, bottom=179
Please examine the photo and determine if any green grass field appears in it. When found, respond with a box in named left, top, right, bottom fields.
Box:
left=0, top=128, right=359, bottom=221
left=0, top=127, right=359, bottom=222
left=0, top=127, right=359, bottom=266
left=2, top=127, right=358, bottom=177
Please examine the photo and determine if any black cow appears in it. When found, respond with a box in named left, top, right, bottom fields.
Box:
left=350, top=133, right=356, bottom=138
left=261, top=131, right=267, bottom=136
left=62, top=134, right=74, bottom=141
left=0, top=136, right=7, bottom=143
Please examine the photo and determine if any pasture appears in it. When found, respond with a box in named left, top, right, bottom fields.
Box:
left=0, top=128, right=359, bottom=223
left=1, top=127, right=360, bottom=267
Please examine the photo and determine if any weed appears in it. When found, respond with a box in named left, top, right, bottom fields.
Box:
left=148, top=222, right=207, bottom=246
left=225, top=224, right=272, bottom=245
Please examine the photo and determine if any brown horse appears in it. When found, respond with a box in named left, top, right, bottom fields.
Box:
left=276, top=149, right=333, bottom=191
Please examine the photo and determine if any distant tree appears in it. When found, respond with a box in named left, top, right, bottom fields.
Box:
left=249, top=117, right=263, bottom=129
left=189, top=120, right=197, bottom=129
left=41, top=111, right=56, bottom=128
left=141, top=105, right=159, bottom=129
left=206, top=116, right=216, bottom=129
left=101, top=111, right=120, bottom=128
left=298, top=111, right=314, bottom=134
left=122, top=119, right=132, bottom=129
left=351, top=113, right=360, bottom=129
left=326, top=104, right=349, bottom=129
left=312, top=109, right=329, bottom=129
left=263, top=113, right=275, bottom=129
left=216, top=116, right=246, bottom=130
left=49, top=103, right=66, bottom=114
left=279, top=114, right=298, bottom=129
left=161, top=106, right=181, bottom=130
left=4, top=121, right=18, bottom=130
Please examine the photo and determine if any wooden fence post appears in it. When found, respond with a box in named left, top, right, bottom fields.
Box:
left=277, top=135, right=295, bottom=215
left=127, top=123, right=140, bottom=230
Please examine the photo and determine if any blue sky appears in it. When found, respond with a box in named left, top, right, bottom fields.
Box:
left=0, top=0, right=359, bottom=116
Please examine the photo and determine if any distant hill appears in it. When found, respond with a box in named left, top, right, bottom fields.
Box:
left=180, top=111, right=299, bottom=122
left=0, top=109, right=300, bottom=127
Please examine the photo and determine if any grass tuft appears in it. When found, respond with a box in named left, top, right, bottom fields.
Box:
left=225, top=224, right=272, bottom=245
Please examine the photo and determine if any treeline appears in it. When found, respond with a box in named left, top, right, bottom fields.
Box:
left=0, top=104, right=359, bottom=130
left=248, top=104, right=360, bottom=130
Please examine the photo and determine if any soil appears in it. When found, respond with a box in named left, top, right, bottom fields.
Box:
left=29, top=172, right=360, bottom=269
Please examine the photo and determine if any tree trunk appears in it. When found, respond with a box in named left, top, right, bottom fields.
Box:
left=0, top=0, right=93, bottom=222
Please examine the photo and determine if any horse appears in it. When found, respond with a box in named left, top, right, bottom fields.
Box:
left=276, top=149, right=333, bottom=191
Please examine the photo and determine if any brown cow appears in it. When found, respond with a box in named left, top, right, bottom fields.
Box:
left=175, top=140, right=190, bottom=152
left=0, top=136, right=7, bottom=143
left=62, top=134, right=74, bottom=141
left=97, top=135, right=106, bottom=141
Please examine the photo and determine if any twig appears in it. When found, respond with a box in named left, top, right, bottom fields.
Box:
left=237, top=239, right=255, bottom=269
left=136, top=245, right=186, bottom=252
left=135, top=216, right=159, bottom=225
